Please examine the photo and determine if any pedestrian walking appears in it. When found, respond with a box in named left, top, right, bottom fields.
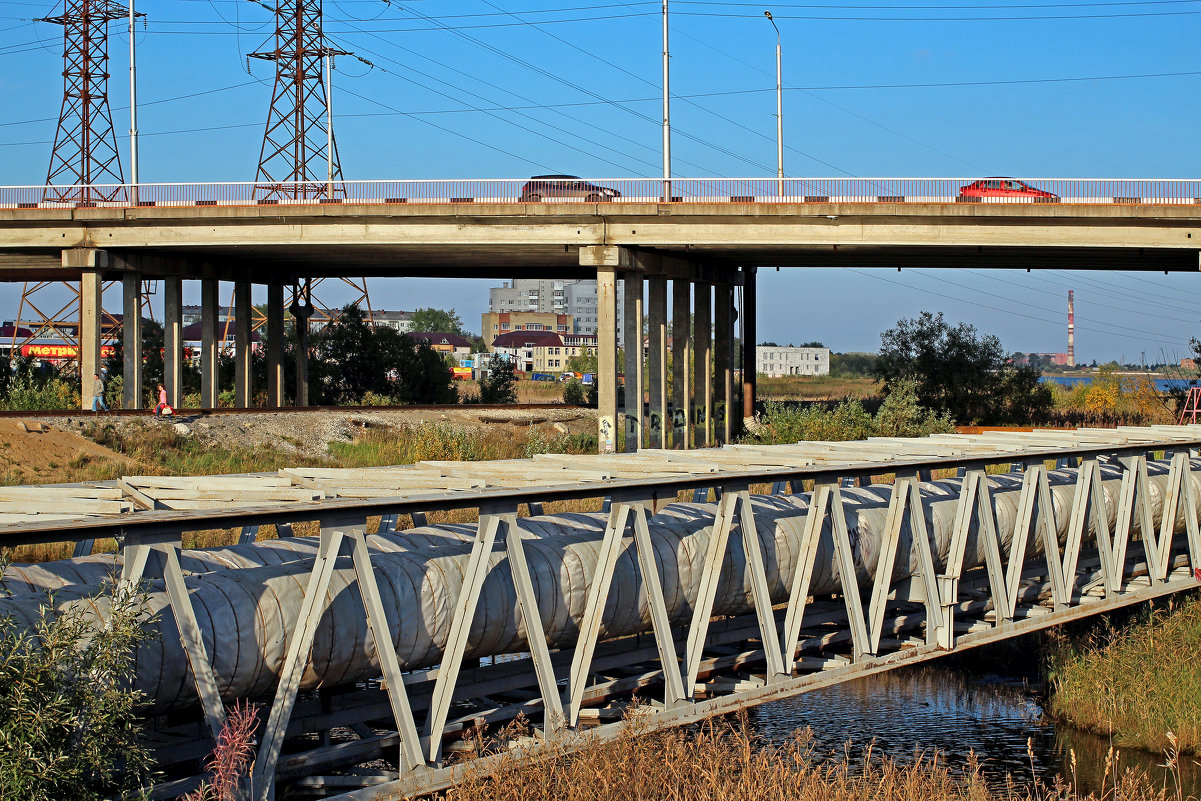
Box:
left=154, top=384, right=173, bottom=419
left=90, top=373, right=108, bottom=412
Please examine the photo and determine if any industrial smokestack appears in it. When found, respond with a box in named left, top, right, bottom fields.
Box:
left=1067, top=290, right=1075, bottom=366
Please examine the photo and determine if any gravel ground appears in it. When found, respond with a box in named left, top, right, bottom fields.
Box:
left=46, top=406, right=597, bottom=459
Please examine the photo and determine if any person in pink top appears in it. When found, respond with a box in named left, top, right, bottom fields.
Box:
left=154, top=384, right=172, bottom=419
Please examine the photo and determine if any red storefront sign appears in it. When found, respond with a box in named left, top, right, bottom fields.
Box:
left=20, top=344, right=116, bottom=360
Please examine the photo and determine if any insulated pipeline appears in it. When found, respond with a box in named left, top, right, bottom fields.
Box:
left=2, top=462, right=1196, bottom=713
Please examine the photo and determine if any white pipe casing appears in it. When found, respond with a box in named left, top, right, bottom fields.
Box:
left=1, top=461, right=1195, bottom=713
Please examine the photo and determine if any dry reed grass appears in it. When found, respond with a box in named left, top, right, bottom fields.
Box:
left=1048, top=595, right=1201, bottom=754
left=446, top=713, right=1175, bottom=801
left=757, top=375, right=881, bottom=401
left=457, top=379, right=568, bottom=404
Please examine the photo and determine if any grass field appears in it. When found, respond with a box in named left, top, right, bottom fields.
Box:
left=756, top=375, right=881, bottom=401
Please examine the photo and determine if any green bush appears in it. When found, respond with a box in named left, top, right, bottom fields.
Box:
left=563, top=379, right=586, bottom=405
left=479, top=358, right=518, bottom=404
left=873, top=378, right=956, bottom=438
left=0, top=579, right=154, bottom=799
left=1, top=375, right=79, bottom=411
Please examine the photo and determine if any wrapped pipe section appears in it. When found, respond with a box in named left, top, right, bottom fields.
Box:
left=1, top=461, right=1196, bottom=713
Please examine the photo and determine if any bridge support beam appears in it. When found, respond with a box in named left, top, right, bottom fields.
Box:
left=694, top=282, right=712, bottom=448
left=122, top=273, right=142, bottom=409
left=235, top=280, right=252, bottom=408
left=672, top=279, right=691, bottom=449
left=163, top=276, right=183, bottom=410
left=200, top=279, right=219, bottom=409
left=580, top=246, right=629, bottom=453
left=647, top=275, right=668, bottom=448
left=623, top=272, right=643, bottom=452
left=714, top=281, right=733, bottom=444
left=741, top=266, right=757, bottom=429
left=267, top=283, right=285, bottom=407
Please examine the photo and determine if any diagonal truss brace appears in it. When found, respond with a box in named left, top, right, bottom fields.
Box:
left=565, top=494, right=686, bottom=726
left=423, top=505, right=564, bottom=763
left=251, top=520, right=426, bottom=800
left=1156, top=451, right=1201, bottom=582
left=121, top=536, right=227, bottom=742
left=683, top=483, right=785, bottom=695
left=1111, top=455, right=1164, bottom=590
left=781, top=480, right=871, bottom=668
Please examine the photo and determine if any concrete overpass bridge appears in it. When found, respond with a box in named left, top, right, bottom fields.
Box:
left=1, top=425, right=1201, bottom=799
left=2, top=176, right=1200, bottom=449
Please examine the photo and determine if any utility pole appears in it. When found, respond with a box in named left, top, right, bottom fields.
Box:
left=128, top=0, right=139, bottom=203
left=764, top=11, right=783, bottom=197
left=662, top=0, right=671, bottom=203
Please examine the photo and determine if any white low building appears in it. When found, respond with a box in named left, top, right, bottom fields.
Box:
left=756, top=346, right=830, bottom=377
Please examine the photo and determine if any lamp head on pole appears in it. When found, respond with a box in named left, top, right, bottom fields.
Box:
left=764, top=10, right=779, bottom=35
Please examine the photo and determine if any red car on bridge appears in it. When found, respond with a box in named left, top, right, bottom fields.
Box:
left=958, top=178, right=1060, bottom=203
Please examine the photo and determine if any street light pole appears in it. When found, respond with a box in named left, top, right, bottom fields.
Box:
left=325, top=51, right=334, bottom=198
left=764, top=11, right=782, bottom=198
left=662, top=0, right=671, bottom=203
left=129, top=0, right=139, bottom=203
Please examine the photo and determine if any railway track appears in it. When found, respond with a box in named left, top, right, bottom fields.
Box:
left=0, top=402, right=580, bottom=419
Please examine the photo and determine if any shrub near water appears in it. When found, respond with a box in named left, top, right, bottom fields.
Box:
left=1048, top=596, right=1201, bottom=753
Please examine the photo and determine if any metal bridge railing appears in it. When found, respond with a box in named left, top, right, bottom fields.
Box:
left=4, top=177, right=1201, bottom=210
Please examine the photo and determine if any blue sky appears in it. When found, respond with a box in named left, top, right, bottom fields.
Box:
left=2, top=0, right=1200, bottom=362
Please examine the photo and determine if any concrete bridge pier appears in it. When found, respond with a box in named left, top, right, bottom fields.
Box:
left=234, top=280, right=252, bottom=407
left=622, top=272, right=644, bottom=452
left=714, top=280, right=733, bottom=444
left=741, top=265, right=757, bottom=429
left=163, top=276, right=184, bottom=410
left=62, top=249, right=105, bottom=411
left=267, top=283, right=285, bottom=407
left=672, top=278, right=692, bottom=449
left=199, top=279, right=219, bottom=408
left=122, top=273, right=143, bottom=409
left=694, top=282, right=712, bottom=448
left=647, top=274, right=668, bottom=448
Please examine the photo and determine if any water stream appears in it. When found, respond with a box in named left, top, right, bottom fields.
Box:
left=749, top=666, right=1199, bottom=798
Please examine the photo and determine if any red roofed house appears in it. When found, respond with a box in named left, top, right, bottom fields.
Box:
left=408, top=332, right=473, bottom=357
left=491, top=331, right=597, bottom=373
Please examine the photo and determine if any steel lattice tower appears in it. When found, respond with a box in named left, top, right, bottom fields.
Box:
left=40, top=0, right=127, bottom=202
left=251, top=0, right=347, bottom=199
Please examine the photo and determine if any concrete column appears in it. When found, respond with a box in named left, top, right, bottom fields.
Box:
left=234, top=280, right=252, bottom=408
left=741, top=266, right=757, bottom=427
left=200, top=278, right=219, bottom=408
left=79, top=270, right=103, bottom=411
left=122, top=273, right=143, bottom=409
left=622, top=273, right=644, bottom=452
left=647, top=275, right=668, bottom=448
left=694, top=282, right=712, bottom=448
left=596, top=267, right=618, bottom=453
left=295, top=280, right=311, bottom=407
left=672, top=278, right=691, bottom=449
left=163, top=276, right=183, bottom=409
left=267, top=283, right=285, bottom=407
left=714, top=282, right=733, bottom=444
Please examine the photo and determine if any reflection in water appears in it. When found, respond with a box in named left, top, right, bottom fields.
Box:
left=748, top=667, right=1199, bottom=797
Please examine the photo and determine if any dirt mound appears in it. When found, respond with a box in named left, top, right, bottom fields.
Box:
left=0, top=417, right=136, bottom=484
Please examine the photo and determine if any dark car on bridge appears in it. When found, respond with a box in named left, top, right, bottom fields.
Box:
left=519, top=175, right=621, bottom=203
left=958, top=178, right=1060, bottom=203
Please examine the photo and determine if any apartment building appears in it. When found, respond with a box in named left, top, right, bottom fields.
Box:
left=487, top=279, right=623, bottom=346
left=480, top=311, right=573, bottom=343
